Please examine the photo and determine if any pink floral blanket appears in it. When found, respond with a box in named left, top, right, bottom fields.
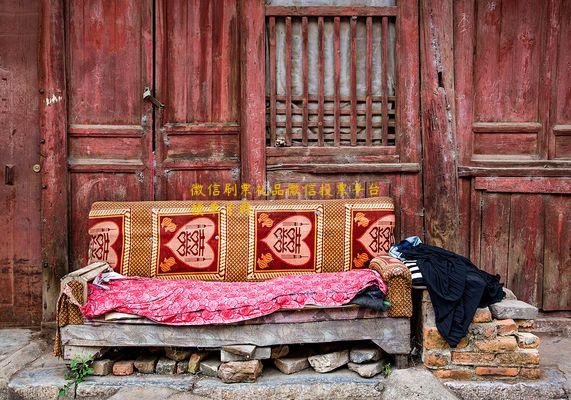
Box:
left=81, top=269, right=387, bottom=325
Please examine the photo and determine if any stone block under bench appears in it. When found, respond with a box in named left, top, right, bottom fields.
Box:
left=420, top=291, right=541, bottom=380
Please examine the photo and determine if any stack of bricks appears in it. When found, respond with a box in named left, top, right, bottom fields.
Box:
left=421, top=291, right=541, bottom=380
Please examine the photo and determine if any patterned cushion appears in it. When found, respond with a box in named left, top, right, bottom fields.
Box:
left=86, top=198, right=395, bottom=281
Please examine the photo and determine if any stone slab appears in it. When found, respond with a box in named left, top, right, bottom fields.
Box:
left=133, top=355, right=158, bottom=374
left=274, top=357, right=310, bottom=375
left=221, top=345, right=256, bottom=357
left=350, top=348, right=383, bottom=364
left=489, top=300, right=538, bottom=321
left=220, top=347, right=271, bottom=362
left=192, top=368, right=386, bottom=400
left=444, top=368, right=568, bottom=400
left=165, top=347, right=192, bottom=362
left=155, top=358, right=176, bottom=375
left=308, top=350, right=349, bottom=373
left=200, top=359, right=221, bottom=378
left=218, top=360, right=263, bottom=383
left=348, top=361, right=386, bottom=378
left=188, top=352, right=209, bottom=374
left=176, top=360, right=189, bottom=374
left=92, top=359, right=114, bottom=376
left=382, top=367, right=460, bottom=400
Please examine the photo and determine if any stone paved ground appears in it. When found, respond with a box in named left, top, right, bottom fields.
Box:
left=0, top=328, right=569, bottom=400
left=538, top=333, right=571, bottom=395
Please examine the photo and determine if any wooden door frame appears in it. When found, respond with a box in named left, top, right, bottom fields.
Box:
left=239, top=0, right=266, bottom=197
left=39, top=0, right=68, bottom=323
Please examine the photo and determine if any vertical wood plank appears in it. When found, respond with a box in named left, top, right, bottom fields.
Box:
left=508, top=194, right=544, bottom=307
left=396, top=0, right=423, bottom=239
left=269, top=16, right=277, bottom=146
left=301, top=16, right=308, bottom=146
left=333, top=16, right=341, bottom=146
left=350, top=17, right=357, bottom=146
left=540, top=0, right=561, bottom=160
left=317, top=17, right=324, bottom=146
left=39, top=0, right=69, bottom=322
left=202, top=1, right=213, bottom=119
left=469, top=185, right=482, bottom=266
left=420, top=0, right=461, bottom=252
left=285, top=16, right=292, bottom=146
left=381, top=16, right=389, bottom=146
left=479, top=193, right=511, bottom=278
left=542, top=194, right=571, bottom=310
left=365, top=16, right=373, bottom=146
left=454, top=0, right=475, bottom=255
left=240, top=0, right=266, bottom=197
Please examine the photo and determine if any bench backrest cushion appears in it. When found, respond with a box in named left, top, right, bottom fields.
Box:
left=87, top=197, right=395, bottom=281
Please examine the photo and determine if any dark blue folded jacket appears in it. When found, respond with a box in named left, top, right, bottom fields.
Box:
left=400, top=243, right=505, bottom=347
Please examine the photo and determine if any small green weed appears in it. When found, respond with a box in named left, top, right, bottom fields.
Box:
left=382, top=362, right=393, bottom=377
left=59, top=356, right=94, bottom=399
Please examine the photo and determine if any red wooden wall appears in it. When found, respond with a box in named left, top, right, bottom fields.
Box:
left=1, top=0, right=569, bottom=326
left=0, top=0, right=42, bottom=326
left=454, top=0, right=570, bottom=310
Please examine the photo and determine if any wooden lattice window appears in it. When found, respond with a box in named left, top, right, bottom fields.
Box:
left=266, top=6, right=398, bottom=147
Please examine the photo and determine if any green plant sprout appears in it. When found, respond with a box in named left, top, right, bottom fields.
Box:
left=59, top=356, right=94, bottom=399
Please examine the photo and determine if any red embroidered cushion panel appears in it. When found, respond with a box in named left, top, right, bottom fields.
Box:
left=86, top=197, right=395, bottom=281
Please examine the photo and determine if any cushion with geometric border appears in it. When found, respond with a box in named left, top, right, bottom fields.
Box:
left=86, top=197, right=395, bottom=281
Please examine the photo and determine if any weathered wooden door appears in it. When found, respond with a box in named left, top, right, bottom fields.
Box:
left=0, top=0, right=42, bottom=326
left=66, top=1, right=154, bottom=270
left=154, top=0, right=242, bottom=200
left=455, top=0, right=570, bottom=310
left=66, top=1, right=251, bottom=271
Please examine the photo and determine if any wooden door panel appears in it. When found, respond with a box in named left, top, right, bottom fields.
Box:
left=163, top=169, right=240, bottom=201
left=0, top=0, right=42, bottom=326
left=479, top=193, right=510, bottom=278
left=66, top=0, right=153, bottom=270
left=156, top=0, right=241, bottom=199
left=543, top=195, right=571, bottom=310
left=507, top=194, right=544, bottom=306
left=70, top=172, right=147, bottom=270
left=470, top=178, right=570, bottom=309
left=67, top=1, right=149, bottom=125
left=471, top=0, right=546, bottom=159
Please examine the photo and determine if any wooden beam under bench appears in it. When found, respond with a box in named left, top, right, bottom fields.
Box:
left=61, top=317, right=411, bottom=368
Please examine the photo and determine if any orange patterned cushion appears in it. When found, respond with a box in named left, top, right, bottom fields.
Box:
left=87, top=198, right=395, bottom=281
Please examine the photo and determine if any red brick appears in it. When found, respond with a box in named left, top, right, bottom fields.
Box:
left=495, top=319, right=518, bottom=336
left=424, top=350, right=451, bottom=368
left=515, top=319, right=535, bottom=332
left=423, top=327, right=469, bottom=350
left=472, top=308, right=492, bottom=323
left=474, top=336, right=518, bottom=353
left=112, top=360, right=134, bottom=376
left=451, top=351, right=495, bottom=366
left=514, top=332, right=540, bottom=349
left=423, top=327, right=448, bottom=350
left=433, top=369, right=475, bottom=380
left=469, top=322, right=497, bottom=340
left=519, top=367, right=541, bottom=379
left=495, top=349, right=540, bottom=366
left=475, top=367, right=518, bottom=377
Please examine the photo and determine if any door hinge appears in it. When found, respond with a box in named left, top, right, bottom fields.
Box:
left=143, top=86, right=164, bottom=108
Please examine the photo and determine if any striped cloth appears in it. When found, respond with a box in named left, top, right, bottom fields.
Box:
left=390, top=236, right=426, bottom=289
left=403, top=259, right=426, bottom=289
